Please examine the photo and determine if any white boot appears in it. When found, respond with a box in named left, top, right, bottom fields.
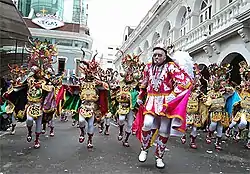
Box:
left=138, top=150, right=148, bottom=162
left=156, top=158, right=165, bottom=168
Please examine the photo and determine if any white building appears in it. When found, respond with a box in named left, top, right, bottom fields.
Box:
left=98, top=45, right=120, bottom=70
left=15, top=0, right=93, bottom=78
left=115, top=0, right=250, bottom=85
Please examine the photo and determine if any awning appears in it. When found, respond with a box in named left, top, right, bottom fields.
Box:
left=0, top=0, right=31, bottom=44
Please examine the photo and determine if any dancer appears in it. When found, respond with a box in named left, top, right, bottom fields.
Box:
left=78, top=52, right=109, bottom=148
left=116, top=53, right=143, bottom=147
left=205, top=63, right=235, bottom=150
left=137, top=42, right=193, bottom=168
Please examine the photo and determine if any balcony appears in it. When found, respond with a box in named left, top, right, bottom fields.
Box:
left=174, top=0, right=248, bottom=52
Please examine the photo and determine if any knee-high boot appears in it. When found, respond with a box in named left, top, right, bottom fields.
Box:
left=215, top=136, right=222, bottom=150
left=104, top=125, right=110, bottom=135
left=42, top=123, right=46, bottom=134
left=34, top=132, right=41, bottom=149
left=206, top=131, right=213, bottom=144
left=138, top=130, right=153, bottom=163
left=155, top=135, right=168, bottom=169
left=87, top=133, right=93, bottom=148
left=118, top=125, right=124, bottom=141
left=49, top=126, right=54, bottom=137
left=190, top=135, right=197, bottom=149
left=27, top=126, right=32, bottom=142
left=99, top=121, right=104, bottom=133
left=123, top=132, right=131, bottom=147
left=79, top=127, right=85, bottom=143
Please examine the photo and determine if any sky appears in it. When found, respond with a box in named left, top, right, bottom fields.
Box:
left=86, top=0, right=157, bottom=54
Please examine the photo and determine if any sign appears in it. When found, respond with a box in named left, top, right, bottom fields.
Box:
left=32, top=17, right=64, bottom=30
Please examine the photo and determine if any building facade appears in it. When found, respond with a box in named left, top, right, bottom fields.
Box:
left=98, top=45, right=120, bottom=70
left=115, top=0, right=250, bottom=85
left=16, top=0, right=93, bottom=77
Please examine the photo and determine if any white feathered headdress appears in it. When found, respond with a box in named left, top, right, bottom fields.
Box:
left=153, top=40, right=194, bottom=79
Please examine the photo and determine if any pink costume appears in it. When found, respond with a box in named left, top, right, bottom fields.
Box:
left=138, top=58, right=192, bottom=168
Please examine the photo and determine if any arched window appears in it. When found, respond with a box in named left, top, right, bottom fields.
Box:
left=199, top=0, right=212, bottom=23
left=180, top=10, right=187, bottom=36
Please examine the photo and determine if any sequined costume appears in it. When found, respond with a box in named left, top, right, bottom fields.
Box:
left=23, top=38, right=58, bottom=149
left=116, top=53, right=143, bottom=147
left=77, top=53, right=109, bottom=148
left=226, top=61, right=250, bottom=148
left=205, top=63, right=235, bottom=150
left=181, top=64, right=207, bottom=149
left=137, top=42, right=192, bottom=168
left=98, top=68, right=119, bottom=135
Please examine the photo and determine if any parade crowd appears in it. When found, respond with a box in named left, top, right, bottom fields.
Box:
left=0, top=38, right=249, bottom=169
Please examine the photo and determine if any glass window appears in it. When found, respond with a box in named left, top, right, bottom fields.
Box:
left=56, top=39, right=73, bottom=47
left=74, top=40, right=89, bottom=49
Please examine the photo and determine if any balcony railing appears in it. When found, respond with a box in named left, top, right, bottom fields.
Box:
left=174, top=0, right=247, bottom=51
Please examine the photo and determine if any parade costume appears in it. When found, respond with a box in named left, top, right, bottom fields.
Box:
left=41, top=69, right=58, bottom=137
left=137, top=42, right=193, bottom=168
left=116, top=53, right=143, bottom=147
left=61, top=76, right=81, bottom=126
left=3, top=64, right=29, bottom=134
left=205, top=63, right=235, bottom=150
left=98, top=68, right=119, bottom=135
left=226, top=61, right=250, bottom=148
left=77, top=53, right=109, bottom=148
left=23, top=38, right=58, bottom=148
left=181, top=64, right=207, bottom=149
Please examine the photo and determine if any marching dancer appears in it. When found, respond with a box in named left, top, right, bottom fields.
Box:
left=116, top=53, right=143, bottom=147
left=181, top=64, right=207, bottom=149
left=78, top=53, right=109, bottom=148
left=226, top=61, right=250, bottom=148
left=205, top=64, right=235, bottom=150
left=137, top=42, right=193, bottom=168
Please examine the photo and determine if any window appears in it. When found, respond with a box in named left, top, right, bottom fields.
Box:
left=107, top=60, right=113, bottom=63
left=75, top=59, right=80, bottom=77
left=57, top=39, right=73, bottom=47
left=58, top=58, right=66, bottom=73
left=180, top=9, right=187, bottom=37
left=229, top=0, right=233, bottom=3
left=74, top=40, right=89, bottom=49
left=199, top=0, right=212, bottom=24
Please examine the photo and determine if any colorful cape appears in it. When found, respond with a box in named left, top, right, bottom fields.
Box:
left=225, top=91, right=241, bottom=118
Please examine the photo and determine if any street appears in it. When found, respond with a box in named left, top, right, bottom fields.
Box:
left=0, top=120, right=250, bottom=174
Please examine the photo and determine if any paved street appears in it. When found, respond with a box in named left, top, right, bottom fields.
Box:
left=0, top=120, right=250, bottom=174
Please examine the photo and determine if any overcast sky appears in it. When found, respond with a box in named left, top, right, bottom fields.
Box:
left=86, top=0, right=157, bottom=54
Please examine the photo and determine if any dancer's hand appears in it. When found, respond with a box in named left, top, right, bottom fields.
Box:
left=137, top=99, right=143, bottom=105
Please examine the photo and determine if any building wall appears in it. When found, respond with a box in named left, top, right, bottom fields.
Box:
left=115, top=0, right=250, bottom=76
left=15, top=0, right=93, bottom=78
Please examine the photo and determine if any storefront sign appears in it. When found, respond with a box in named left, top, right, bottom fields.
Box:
left=32, top=17, right=64, bottom=30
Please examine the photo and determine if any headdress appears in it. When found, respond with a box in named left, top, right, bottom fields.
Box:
left=239, top=60, right=250, bottom=87
left=207, top=63, right=231, bottom=90
left=25, top=38, right=57, bottom=75
left=118, top=49, right=145, bottom=83
left=79, top=52, right=101, bottom=81
left=97, top=68, right=119, bottom=89
left=7, top=64, right=28, bottom=87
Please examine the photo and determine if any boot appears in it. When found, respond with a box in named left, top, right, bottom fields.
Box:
left=155, top=135, right=168, bottom=169
left=87, top=133, right=93, bottom=148
left=117, top=125, right=124, bottom=141
left=79, top=127, right=85, bottom=143
left=190, top=135, right=197, bottom=149
left=49, top=127, right=54, bottom=137
left=215, top=137, right=222, bottom=150
left=181, top=134, right=186, bottom=144
left=34, top=132, right=41, bottom=149
left=246, top=139, right=250, bottom=149
left=99, top=122, right=104, bottom=133
left=72, top=120, right=76, bottom=126
left=233, top=130, right=241, bottom=141
left=104, top=125, right=110, bottom=135
left=10, top=124, right=16, bottom=135
left=225, top=127, right=231, bottom=137
left=206, top=131, right=213, bottom=144
left=27, top=126, right=32, bottom=142
left=41, top=123, right=46, bottom=134
left=138, top=130, right=153, bottom=163
left=123, top=132, right=131, bottom=147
